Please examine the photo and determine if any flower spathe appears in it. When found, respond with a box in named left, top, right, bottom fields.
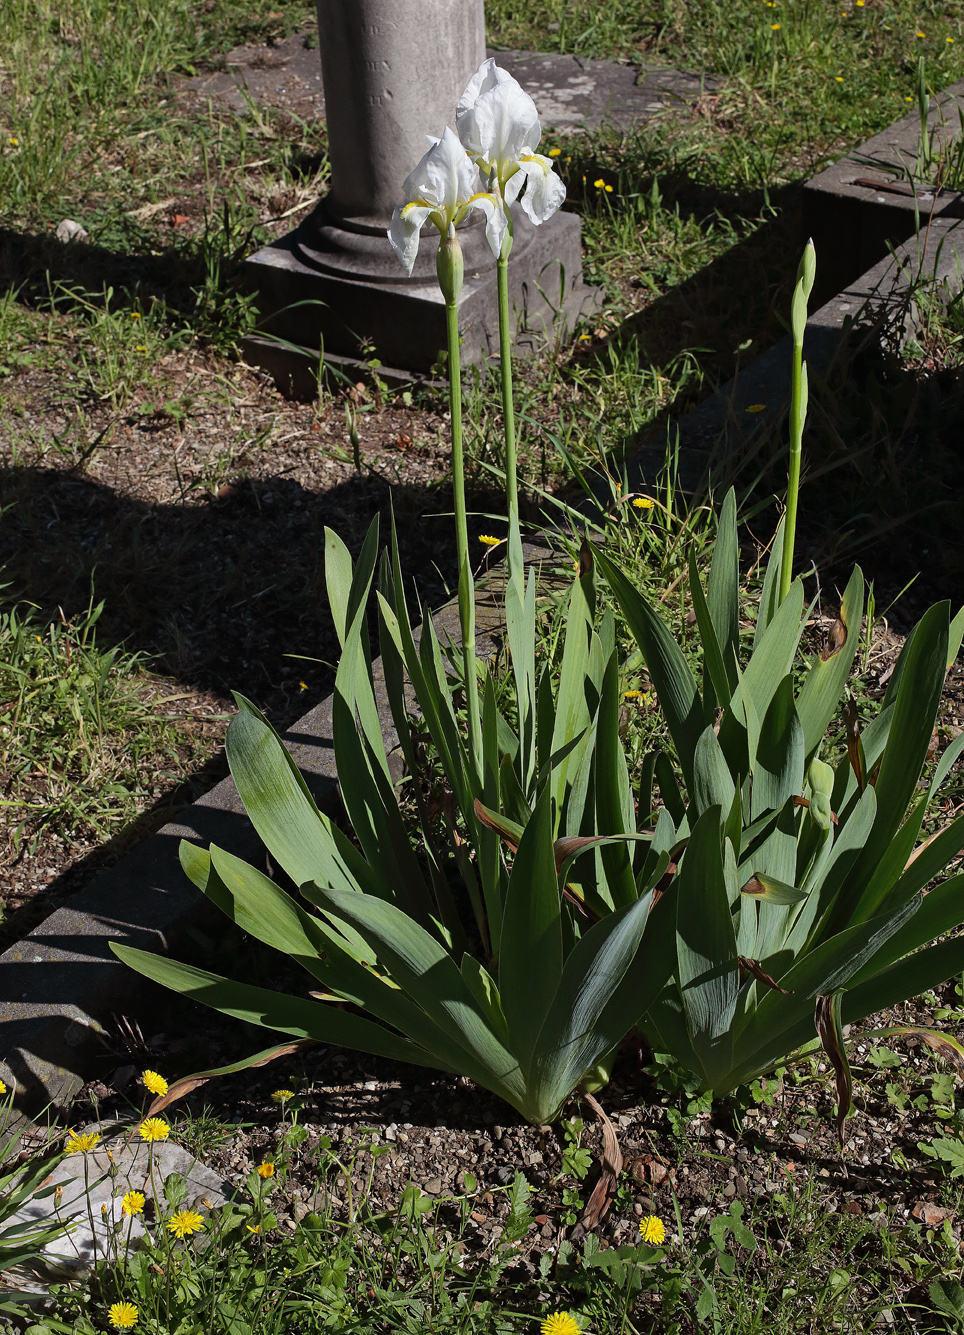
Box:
left=456, top=58, right=566, bottom=226
left=388, top=126, right=505, bottom=278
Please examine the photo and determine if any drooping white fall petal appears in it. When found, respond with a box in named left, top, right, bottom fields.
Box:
left=388, top=126, right=506, bottom=277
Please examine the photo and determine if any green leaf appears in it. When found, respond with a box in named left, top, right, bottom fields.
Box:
left=331, top=687, right=436, bottom=925
left=530, top=888, right=667, bottom=1120
left=111, top=944, right=444, bottom=1068
left=848, top=603, right=949, bottom=922
left=593, top=653, right=637, bottom=908
left=846, top=872, right=964, bottom=989
left=499, top=786, right=563, bottom=1072
left=707, top=488, right=740, bottom=685
left=309, top=887, right=525, bottom=1104
left=676, top=805, right=739, bottom=1087
left=843, top=937, right=964, bottom=1028
left=730, top=580, right=806, bottom=748
left=752, top=675, right=804, bottom=820
left=795, top=566, right=863, bottom=757
left=596, top=546, right=705, bottom=794
left=689, top=547, right=733, bottom=710
left=225, top=696, right=367, bottom=897
left=753, top=517, right=785, bottom=650
left=693, top=725, right=736, bottom=818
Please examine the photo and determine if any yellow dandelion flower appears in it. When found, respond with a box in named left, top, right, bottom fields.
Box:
left=540, top=1315, right=581, bottom=1335
left=548, top=147, right=562, bottom=156
left=257, top=1161, right=275, bottom=1179
left=167, top=1209, right=205, bottom=1238
left=906, top=95, right=914, bottom=100
left=271, top=1089, right=294, bottom=1102
left=771, top=22, right=781, bottom=29
left=246, top=1223, right=261, bottom=1234
left=632, top=497, right=655, bottom=509
left=836, top=75, right=844, bottom=81
left=299, top=680, right=308, bottom=690
left=578, top=333, right=592, bottom=340
left=129, top=311, right=141, bottom=320
left=745, top=403, right=766, bottom=413
left=948, top=36, right=955, bottom=42
left=135, top=344, right=148, bottom=352
left=7, top=137, right=18, bottom=147
left=593, top=177, right=605, bottom=188
left=138, top=1118, right=170, bottom=1144
left=121, top=1191, right=145, bottom=1217
left=479, top=534, right=502, bottom=547
left=65, top=1130, right=101, bottom=1155
left=855, top=1, right=864, bottom=6
left=640, top=1214, right=666, bottom=1245
left=623, top=689, right=642, bottom=699
left=141, top=1070, right=168, bottom=1096
left=0, top=1080, right=6, bottom=1095
left=108, top=1302, right=138, bottom=1329
left=605, top=184, right=614, bottom=192
left=917, top=30, right=926, bottom=37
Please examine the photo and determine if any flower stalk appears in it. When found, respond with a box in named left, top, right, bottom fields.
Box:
left=439, top=234, right=483, bottom=765
left=780, top=239, right=816, bottom=604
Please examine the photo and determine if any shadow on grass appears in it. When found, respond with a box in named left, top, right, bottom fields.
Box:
left=0, top=464, right=500, bottom=722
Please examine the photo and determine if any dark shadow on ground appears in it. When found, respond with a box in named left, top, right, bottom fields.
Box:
left=0, top=464, right=505, bottom=721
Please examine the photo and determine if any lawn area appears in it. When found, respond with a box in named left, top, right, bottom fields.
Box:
left=4, top=1, right=964, bottom=1331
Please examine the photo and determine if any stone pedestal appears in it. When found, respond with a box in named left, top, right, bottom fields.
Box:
left=240, top=0, right=600, bottom=391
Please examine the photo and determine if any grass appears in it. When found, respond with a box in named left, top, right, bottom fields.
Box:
left=0, top=595, right=223, bottom=866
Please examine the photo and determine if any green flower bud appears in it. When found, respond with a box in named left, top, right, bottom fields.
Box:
left=436, top=230, right=464, bottom=305
left=810, top=791, right=833, bottom=831
left=808, top=756, right=834, bottom=799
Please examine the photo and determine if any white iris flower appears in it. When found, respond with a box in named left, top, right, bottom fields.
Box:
left=388, top=126, right=506, bottom=278
left=456, top=58, right=566, bottom=225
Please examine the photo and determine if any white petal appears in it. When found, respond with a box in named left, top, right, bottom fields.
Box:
left=456, top=57, right=506, bottom=154
left=419, top=126, right=479, bottom=221
left=388, top=201, right=433, bottom=276
left=456, top=60, right=541, bottom=175
left=515, top=154, right=566, bottom=225
left=467, top=192, right=508, bottom=261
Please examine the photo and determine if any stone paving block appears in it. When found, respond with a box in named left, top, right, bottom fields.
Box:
left=6, top=1126, right=229, bottom=1280
left=803, top=78, right=964, bottom=305
left=623, top=214, right=964, bottom=495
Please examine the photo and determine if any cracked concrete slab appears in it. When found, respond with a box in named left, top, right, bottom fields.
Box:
left=180, top=34, right=718, bottom=133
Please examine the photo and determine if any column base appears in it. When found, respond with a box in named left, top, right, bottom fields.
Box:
left=239, top=202, right=602, bottom=395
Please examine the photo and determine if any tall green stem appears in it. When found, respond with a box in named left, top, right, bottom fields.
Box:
left=780, top=240, right=816, bottom=604
left=445, top=294, right=482, bottom=769
left=496, top=226, right=518, bottom=531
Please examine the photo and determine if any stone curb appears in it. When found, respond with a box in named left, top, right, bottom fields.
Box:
left=623, top=214, right=964, bottom=495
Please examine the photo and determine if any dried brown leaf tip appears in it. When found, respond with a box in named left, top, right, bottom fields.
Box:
left=738, top=956, right=793, bottom=994
left=820, top=611, right=848, bottom=661
left=577, top=536, right=594, bottom=579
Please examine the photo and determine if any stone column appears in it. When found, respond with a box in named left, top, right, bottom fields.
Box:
left=317, top=0, right=485, bottom=231
left=241, top=0, right=599, bottom=387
